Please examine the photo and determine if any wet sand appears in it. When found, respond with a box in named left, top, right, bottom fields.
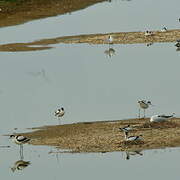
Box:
left=20, top=118, right=180, bottom=153
left=0, top=29, right=180, bottom=52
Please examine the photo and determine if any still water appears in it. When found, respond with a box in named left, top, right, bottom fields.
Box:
left=0, top=0, right=180, bottom=179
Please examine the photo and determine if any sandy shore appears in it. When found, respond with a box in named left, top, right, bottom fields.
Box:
left=20, top=118, right=180, bottom=153
left=0, top=29, right=180, bottom=52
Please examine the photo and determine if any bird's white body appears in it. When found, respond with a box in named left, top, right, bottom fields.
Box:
left=124, top=132, right=143, bottom=141
left=55, top=108, right=65, bottom=118
left=138, top=100, right=150, bottom=109
left=107, top=35, right=113, bottom=44
left=10, top=135, right=30, bottom=145
left=161, top=27, right=167, bottom=32
left=150, top=114, right=175, bottom=122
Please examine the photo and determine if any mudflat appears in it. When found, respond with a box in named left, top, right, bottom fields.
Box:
left=21, top=118, right=180, bottom=153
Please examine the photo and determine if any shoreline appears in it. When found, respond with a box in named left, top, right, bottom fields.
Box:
left=19, top=117, right=180, bottom=153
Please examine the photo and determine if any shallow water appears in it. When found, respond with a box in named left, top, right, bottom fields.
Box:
left=0, top=0, right=180, bottom=179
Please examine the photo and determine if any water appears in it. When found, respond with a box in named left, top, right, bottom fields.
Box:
left=0, top=0, right=180, bottom=179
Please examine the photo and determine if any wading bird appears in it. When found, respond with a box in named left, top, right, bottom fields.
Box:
left=119, top=125, right=132, bottom=133
left=138, top=100, right=152, bottom=118
left=10, top=135, right=30, bottom=159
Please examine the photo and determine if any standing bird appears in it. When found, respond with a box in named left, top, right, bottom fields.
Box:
left=124, top=131, right=143, bottom=142
left=150, top=113, right=175, bottom=122
left=161, top=27, right=167, bottom=32
left=10, top=135, right=30, bottom=159
left=106, top=35, right=114, bottom=47
left=119, top=125, right=132, bottom=133
left=138, top=100, right=152, bottom=118
left=55, top=107, right=65, bottom=124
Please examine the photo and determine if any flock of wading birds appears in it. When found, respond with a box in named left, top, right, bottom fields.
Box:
left=9, top=100, right=175, bottom=153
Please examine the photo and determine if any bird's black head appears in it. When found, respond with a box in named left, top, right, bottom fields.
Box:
left=10, top=134, right=15, bottom=138
left=61, top=107, right=64, bottom=111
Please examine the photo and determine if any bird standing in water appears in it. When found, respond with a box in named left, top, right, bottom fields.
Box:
left=10, top=135, right=30, bottom=159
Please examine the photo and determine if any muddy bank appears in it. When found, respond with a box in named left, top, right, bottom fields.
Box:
left=21, top=118, right=180, bottom=153
left=0, top=29, right=179, bottom=52
left=0, top=0, right=106, bottom=27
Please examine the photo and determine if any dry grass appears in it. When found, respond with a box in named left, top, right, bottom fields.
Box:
left=18, top=118, right=180, bottom=153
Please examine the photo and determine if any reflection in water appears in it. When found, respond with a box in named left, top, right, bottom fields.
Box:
left=104, top=48, right=116, bottom=58
left=11, top=160, right=31, bottom=172
left=146, top=42, right=153, bottom=47
left=125, top=150, right=143, bottom=160
left=27, top=69, right=50, bottom=82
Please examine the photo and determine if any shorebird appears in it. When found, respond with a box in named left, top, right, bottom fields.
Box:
left=10, top=135, right=30, bottom=159
left=55, top=107, right=65, bottom=124
left=138, top=100, right=152, bottom=118
left=119, top=125, right=132, bottom=133
left=150, top=113, right=175, bottom=122
left=11, top=160, right=30, bottom=172
left=161, top=27, right=167, bottom=32
left=124, top=131, right=143, bottom=142
left=107, top=35, right=113, bottom=45
left=175, top=42, right=180, bottom=47
left=144, top=31, right=154, bottom=36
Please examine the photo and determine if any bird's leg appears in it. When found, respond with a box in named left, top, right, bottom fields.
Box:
left=143, top=109, right=145, bottom=118
left=138, top=108, right=141, bottom=119
left=20, top=145, right=24, bottom=160
left=58, top=117, right=61, bottom=125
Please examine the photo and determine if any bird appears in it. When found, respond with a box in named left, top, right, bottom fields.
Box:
left=9, top=135, right=30, bottom=159
left=124, top=131, right=143, bottom=142
left=150, top=113, right=175, bottom=122
left=55, top=107, right=65, bottom=124
left=138, top=100, right=152, bottom=118
left=11, top=160, right=30, bottom=172
left=119, top=125, right=132, bottom=133
left=161, top=27, right=167, bottom=32
left=175, top=42, right=180, bottom=47
left=107, top=35, right=114, bottom=45
left=144, top=31, right=154, bottom=36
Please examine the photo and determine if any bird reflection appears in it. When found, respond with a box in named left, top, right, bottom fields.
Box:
left=11, top=160, right=31, bottom=172
left=146, top=42, right=153, bottom=47
left=27, top=69, right=50, bottom=82
left=104, top=48, right=116, bottom=58
left=125, top=150, right=143, bottom=160
left=176, top=47, right=180, bottom=51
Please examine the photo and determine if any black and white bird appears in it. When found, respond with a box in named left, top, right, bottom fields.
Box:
left=161, top=27, right=167, bottom=32
left=138, top=100, right=152, bottom=118
left=119, top=125, right=132, bottom=133
left=106, top=35, right=114, bottom=46
left=10, top=135, right=30, bottom=159
left=11, top=160, right=30, bottom=172
left=150, top=113, right=175, bottom=122
left=55, top=107, right=65, bottom=123
left=10, top=135, right=30, bottom=146
left=175, top=41, right=180, bottom=47
left=124, top=131, right=143, bottom=142
left=144, top=31, right=154, bottom=36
